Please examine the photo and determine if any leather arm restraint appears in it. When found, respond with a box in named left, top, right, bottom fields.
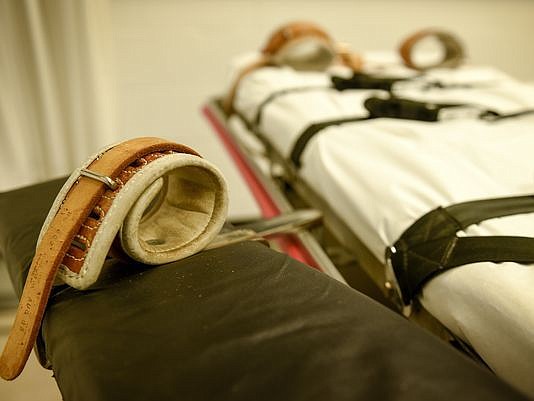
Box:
left=0, top=137, right=229, bottom=380
left=399, top=28, right=465, bottom=71
left=386, top=195, right=534, bottom=314
left=222, top=21, right=362, bottom=115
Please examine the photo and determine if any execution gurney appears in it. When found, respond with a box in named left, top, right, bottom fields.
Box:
left=204, top=21, right=534, bottom=397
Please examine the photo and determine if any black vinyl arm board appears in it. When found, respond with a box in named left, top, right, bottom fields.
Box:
left=0, top=179, right=528, bottom=401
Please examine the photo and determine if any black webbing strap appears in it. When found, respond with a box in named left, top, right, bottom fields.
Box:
left=331, top=73, right=408, bottom=91
left=480, top=108, right=534, bottom=121
left=287, top=96, right=507, bottom=169
left=331, top=73, right=485, bottom=92
left=253, top=86, right=329, bottom=128
left=286, top=97, right=534, bottom=169
left=388, top=195, right=534, bottom=305
left=290, top=115, right=370, bottom=168
left=253, top=73, right=422, bottom=128
left=365, top=96, right=534, bottom=122
left=365, top=96, right=466, bottom=122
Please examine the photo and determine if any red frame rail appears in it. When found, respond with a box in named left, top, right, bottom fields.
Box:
left=202, top=105, right=321, bottom=270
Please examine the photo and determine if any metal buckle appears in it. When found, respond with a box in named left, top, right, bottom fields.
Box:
left=79, top=168, right=118, bottom=190
left=384, top=245, right=413, bottom=317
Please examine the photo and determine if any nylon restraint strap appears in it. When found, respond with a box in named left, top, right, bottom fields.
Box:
left=481, top=109, right=534, bottom=121
left=0, top=137, right=198, bottom=381
left=365, top=96, right=534, bottom=122
left=289, top=98, right=534, bottom=169
left=331, top=73, right=408, bottom=92
left=223, top=21, right=362, bottom=116
left=290, top=115, right=370, bottom=168
left=388, top=195, right=534, bottom=305
left=332, top=75, right=483, bottom=91
left=365, top=96, right=466, bottom=122
left=253, top=86, right=329, bottom=128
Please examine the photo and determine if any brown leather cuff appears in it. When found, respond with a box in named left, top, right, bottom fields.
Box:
left=399, top=28, right=465, bottom=71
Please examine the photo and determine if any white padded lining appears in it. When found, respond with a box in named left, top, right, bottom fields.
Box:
left=38, top=148, right=228, bottom=290
left=272, top=36, right=336, bottom=71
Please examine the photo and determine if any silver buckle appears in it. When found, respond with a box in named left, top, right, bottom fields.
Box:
left=385, top=245, right=413, bottom=317
left=80, top=168, right=118, bottom=190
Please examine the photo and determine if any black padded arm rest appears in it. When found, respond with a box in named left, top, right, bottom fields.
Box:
left=0, top=180, right=528, bottom=401
left=0, top=177, right=68, bottom=297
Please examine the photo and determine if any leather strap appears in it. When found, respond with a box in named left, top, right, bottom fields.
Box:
left=0, top=137, right=204, bottom=380
left=261, top=21, right=332, bottom=56
left=399, top=28, right=464, bottom=71
left=223, top=21, right=362, bottom=115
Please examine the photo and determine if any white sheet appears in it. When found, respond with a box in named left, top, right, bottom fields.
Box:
left=229, top=53, right=534, bottom=396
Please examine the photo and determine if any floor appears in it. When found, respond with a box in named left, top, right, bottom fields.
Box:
left=0, top=330, right=62, bottom=401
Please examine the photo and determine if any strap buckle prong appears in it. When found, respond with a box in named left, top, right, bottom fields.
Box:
left=385, top=245, right=413, bottom=317
left=80, top=168, right=118, bottom=190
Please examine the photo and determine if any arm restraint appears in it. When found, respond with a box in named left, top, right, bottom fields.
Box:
left=0, top=137, right=228, bottom=380
left=399, top=28, right=465, bottom=71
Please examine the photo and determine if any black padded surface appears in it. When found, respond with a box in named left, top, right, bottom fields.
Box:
left=0, top=179, right=529, bottom=401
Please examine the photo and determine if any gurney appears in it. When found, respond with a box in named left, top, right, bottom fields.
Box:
left=1, top=146, right=528, bottom=400
left=204, top=22, right=534, bottom=397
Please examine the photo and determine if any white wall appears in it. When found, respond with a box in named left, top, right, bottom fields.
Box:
left=110, top=0, right=534, bottom=218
